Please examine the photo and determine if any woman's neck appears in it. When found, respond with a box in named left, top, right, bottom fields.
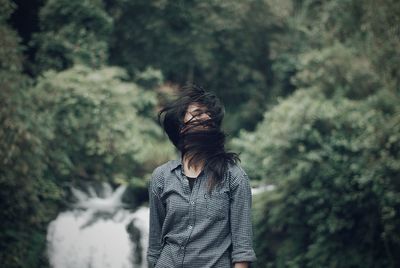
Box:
left=182, top=155, right=204, bottom=178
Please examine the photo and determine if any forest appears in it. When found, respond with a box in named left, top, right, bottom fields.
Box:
left=0, top=0, right=399, bottom=267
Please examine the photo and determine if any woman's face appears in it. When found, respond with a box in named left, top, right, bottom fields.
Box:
left=181, top=103, right=211, bottom=132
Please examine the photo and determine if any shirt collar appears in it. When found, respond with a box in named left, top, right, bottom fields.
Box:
left=170, top=157, right=206, bottom=177
left=170, top=157, right=183, bottom=172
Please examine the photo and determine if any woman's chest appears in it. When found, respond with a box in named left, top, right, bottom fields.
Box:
left=160, top=173, right=231, bottom=224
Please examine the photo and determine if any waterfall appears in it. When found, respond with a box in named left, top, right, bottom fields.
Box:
left=46, top=183, right=150, bottom=268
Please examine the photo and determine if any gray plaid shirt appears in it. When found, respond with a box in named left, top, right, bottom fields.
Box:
left=147, top=158, right=257, bottom=268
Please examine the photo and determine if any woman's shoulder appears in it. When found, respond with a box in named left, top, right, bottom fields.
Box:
left=226, top=161, right=249, bottom=188
left=153, top=160, right=170, bottom=174
left=153, top=159, right=179, bottom=174
left=151, top=159, right=178, bottom=183
left=227, top=160, right=247, bottom=177
left=149, top=160, right=169, bottom=191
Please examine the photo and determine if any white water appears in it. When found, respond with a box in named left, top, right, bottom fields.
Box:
left=251, top=184, right=275, bottom=195
left=46, top=184, right=149, bottom=268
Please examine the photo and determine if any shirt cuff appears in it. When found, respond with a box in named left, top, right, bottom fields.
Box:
left=232, top=248, right=257, bottom=263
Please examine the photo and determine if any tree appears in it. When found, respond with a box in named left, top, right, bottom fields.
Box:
left=0, top=1, right=61, bottom=266
left=30, top=65, right=175, bottom=186
left=32, top=0, right=113, bottom=74
left=107, top=0, right=283, bottom=134
left=233, top=0, right=400, bottom=267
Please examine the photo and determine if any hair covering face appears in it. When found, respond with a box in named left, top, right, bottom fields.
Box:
left=158, top=85, right=239, bottom=193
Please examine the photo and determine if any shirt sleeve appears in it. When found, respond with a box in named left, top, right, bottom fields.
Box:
left=230, top=169, right=257, bottom=264
left=147, top=169, right=166, bottom=267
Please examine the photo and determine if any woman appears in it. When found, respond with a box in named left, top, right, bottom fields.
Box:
left=147, top=85, right=257, bottom=268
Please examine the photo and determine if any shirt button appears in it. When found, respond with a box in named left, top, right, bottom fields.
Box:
left=180, top=245, right=184, bottom=250
left=191, top=201, right=195, bottom=205
left=188, top=225, right=193, bottom=229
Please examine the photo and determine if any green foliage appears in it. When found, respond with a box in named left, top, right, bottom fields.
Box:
left=233, top=1, right=400, bottom=267
left=3, top=0, right=399, bottom=267
left=0, top=0, right=15, bottom=21
left=2, top=1, right=176, bottom=264
left=0, top=1, right=61, bottom=266
left=292, top=42, right=380, bottom=100
left=287, top=0, right=400, bottom=92
left=107, top=0, right=283, bottom=134
left=362, top=0, right=400, bottom=91
left=0, top=1, right=22, bottom=73
left=134, top=66, right=164, bottom=90
left=237, top=88, right=400, bottom=267
left=30, top=65, right=175, bottom=185
left=33, top=0, right=113, bottom=74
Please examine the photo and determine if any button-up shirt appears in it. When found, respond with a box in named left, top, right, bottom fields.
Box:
left=147, top=158, right=257, bottom=268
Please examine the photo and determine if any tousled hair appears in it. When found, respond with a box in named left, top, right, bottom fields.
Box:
left=157, top=84, right=240, bottom=194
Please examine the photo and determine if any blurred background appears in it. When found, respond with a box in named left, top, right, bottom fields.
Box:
left=1, top=0, right=399, bottom=267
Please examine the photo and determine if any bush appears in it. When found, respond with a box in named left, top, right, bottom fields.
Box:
left=234, top=88, right=400, bottom=267
left=30, top=65, right=175, bottom=186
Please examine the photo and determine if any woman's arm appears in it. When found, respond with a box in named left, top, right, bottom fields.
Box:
left=229, top=167, right=257, bottom=266
left=147, top=169, right=166, bottom=267
left=234, top=261, right=250, bottom=268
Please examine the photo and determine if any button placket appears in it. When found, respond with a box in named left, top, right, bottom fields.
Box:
left=188, top=170, right=203, bottom=216
left=181, top=169, right=201, bottom=254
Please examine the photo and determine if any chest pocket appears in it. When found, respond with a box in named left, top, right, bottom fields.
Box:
left=205, top=184, right=230, bottom=221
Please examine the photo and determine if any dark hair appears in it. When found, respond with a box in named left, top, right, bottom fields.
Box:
left=157, top=84, right=240, bottom=194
